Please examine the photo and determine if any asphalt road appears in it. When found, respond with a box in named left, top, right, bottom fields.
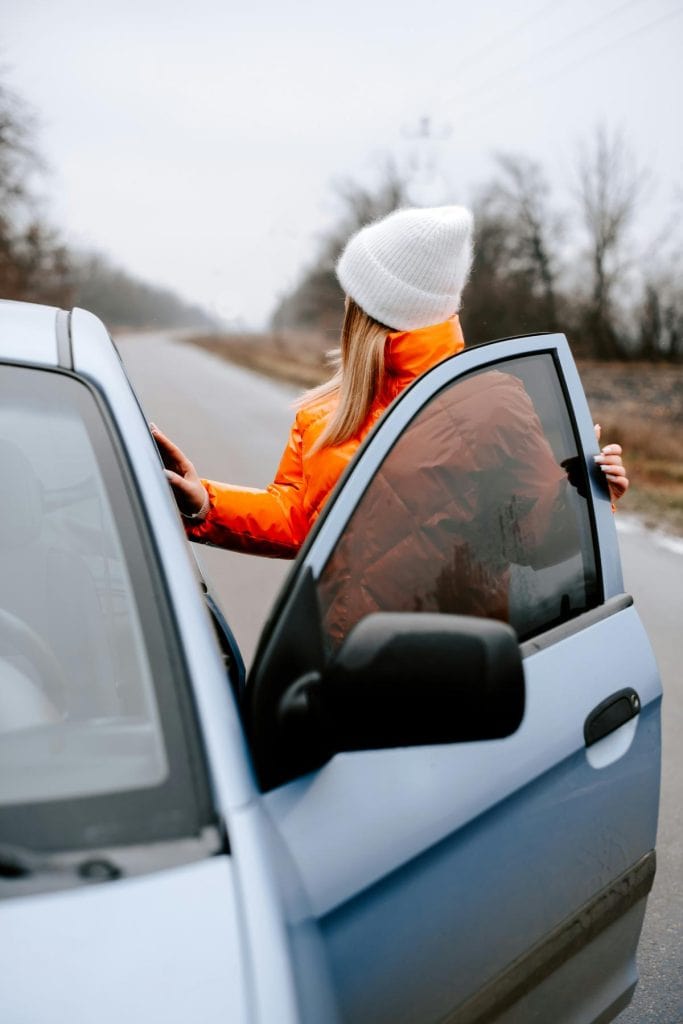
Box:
left=617, top=520, right=683, bottom=1023
left=118, top=331, right=682, bottom=1023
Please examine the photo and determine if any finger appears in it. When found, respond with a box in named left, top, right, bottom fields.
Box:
left=163, top=471, right=207, bottom=516
left=600, top=443, right=622, bottom=456
left=596, top=454, right=626, bottom=467
left=594, top=456, right=623, bottom=468
left=609, top=478, right=629, bottom=500
left=594, top=423, right=601, bottom=442
left=151, top=425, right=179, bottom=459
left=152, top=427, right=193, bottom=473
left=164, top=468, right=187, bottom=488
left=606, top=468, right=629, bottom=485
left=150, top=423, right=171, bottom=444
left=150, top=424, right=181, bottom=457
left=163, top=468, right=197, bottom=496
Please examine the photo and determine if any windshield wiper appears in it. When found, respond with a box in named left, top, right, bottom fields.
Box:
left=0, top=843, right=120, bottom=881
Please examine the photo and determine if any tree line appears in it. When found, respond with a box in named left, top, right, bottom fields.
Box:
left=2, top=69, right=680, bottom=357
left=272, top=131, right=683, bottom=362
left=0, top=79, right=215, bottom=330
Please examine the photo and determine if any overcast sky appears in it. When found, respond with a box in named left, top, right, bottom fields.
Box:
left=4, top=0, right=682, bottom=327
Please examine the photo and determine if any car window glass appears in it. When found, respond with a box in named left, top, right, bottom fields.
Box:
left=0, top=367, right=166, bottom=806
left=317, top=354, right=599, bottom=650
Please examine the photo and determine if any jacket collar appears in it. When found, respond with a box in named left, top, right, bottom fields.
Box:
left=385, top=316, right=465, bottom=384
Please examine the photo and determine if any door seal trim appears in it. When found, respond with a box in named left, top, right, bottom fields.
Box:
left=55, top=309, right=73, bottom=370
left=520, top=593, right=633, bottom=659
left=440, top=849, right=656, bottom=1024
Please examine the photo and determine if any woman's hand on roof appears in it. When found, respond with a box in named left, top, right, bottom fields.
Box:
left=150, top=424, right=209, bottom=516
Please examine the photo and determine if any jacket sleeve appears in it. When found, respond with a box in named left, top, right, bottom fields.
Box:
left=184, top=416, right=309, bottom=559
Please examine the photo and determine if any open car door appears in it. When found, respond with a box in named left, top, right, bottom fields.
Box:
left=245, top=333, right=661, bottom=1024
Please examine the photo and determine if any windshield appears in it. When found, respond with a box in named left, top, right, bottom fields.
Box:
left=0, top=367, right=166, bottom=804
left=0, top=365, right=211, bottom=854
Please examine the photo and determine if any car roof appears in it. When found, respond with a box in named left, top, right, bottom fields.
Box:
left=0, top=300, right=122, bottom=390
left=0, top=299, right=62, bottom=367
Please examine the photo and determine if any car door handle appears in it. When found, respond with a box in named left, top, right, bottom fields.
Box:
left=584, top=688, right=641, bottom=747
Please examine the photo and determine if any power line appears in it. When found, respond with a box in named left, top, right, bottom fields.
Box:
left=534, top=4, right=683, bottom=92
left=417, top=0, right=563, bottom=141
left=454, top=0, right=561, bottom=75
left=451, top=0, right=652, bottom=109
left=459, top=4, right=683, bottom=127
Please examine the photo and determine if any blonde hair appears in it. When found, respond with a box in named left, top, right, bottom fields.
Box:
left=296, top=298, right=389, bottom=451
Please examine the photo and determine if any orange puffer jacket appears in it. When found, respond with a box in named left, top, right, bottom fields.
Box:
left=185, top=318, right=465, bottom=557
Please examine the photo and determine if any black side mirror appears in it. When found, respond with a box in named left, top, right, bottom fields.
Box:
left=277, top=612, right=525, bottom=780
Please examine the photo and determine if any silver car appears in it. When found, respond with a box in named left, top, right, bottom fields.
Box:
left=0, top=300, right=661, bottom=1023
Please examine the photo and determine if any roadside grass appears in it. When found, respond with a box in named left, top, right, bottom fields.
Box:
left=590, top=422, right=683, bottom=535
left=187, top=331, right=331, bottom=389
left=577, top=361, right=683, bottom=535
left=186, top=332, right=683, bottom=536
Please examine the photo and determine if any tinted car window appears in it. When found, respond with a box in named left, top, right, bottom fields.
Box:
left=317, top=354, right=599, bottom=648
left=0, top=367, right=212, bottom=851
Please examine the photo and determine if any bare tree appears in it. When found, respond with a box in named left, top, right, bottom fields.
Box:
left=491, top=153, right=561, bottom=329
left=271, top=161, right=410, bottom=334
left=575, top=127, right=645, bottom=359
left=326, top=159, right=409, bottom=257
left=0, top=76, right=72, bottom=305
left=0, top=78, right=40, bottom=215
left=638, top=270, right=683, bottom=362
left=461, top=155, right=563, bottom=343
left=0, top=73, right=218, bottom=327
left=459, top=191, right=520, bottom=344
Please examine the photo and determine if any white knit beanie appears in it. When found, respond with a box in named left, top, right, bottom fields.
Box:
left=336, top=205, right=474, bottom=331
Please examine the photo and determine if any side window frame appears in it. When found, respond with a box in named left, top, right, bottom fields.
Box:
left=315, top=351, right=602, bottom=648
left=252, top=334, right=619, bottom=677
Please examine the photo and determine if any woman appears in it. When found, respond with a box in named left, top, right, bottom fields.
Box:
left=152, top=205, right=628, bottom=556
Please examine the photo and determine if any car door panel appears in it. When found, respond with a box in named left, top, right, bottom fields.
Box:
left=463, top=899, right=649, bottom=1024
left=263, top=599, right=659, bottom=920
left=259, top=604, right=659, bottom=1023
left=251, top=334, right=661, bottom=1023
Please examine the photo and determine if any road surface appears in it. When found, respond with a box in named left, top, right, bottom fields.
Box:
left=119, top=331, right=682, bottom=1023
